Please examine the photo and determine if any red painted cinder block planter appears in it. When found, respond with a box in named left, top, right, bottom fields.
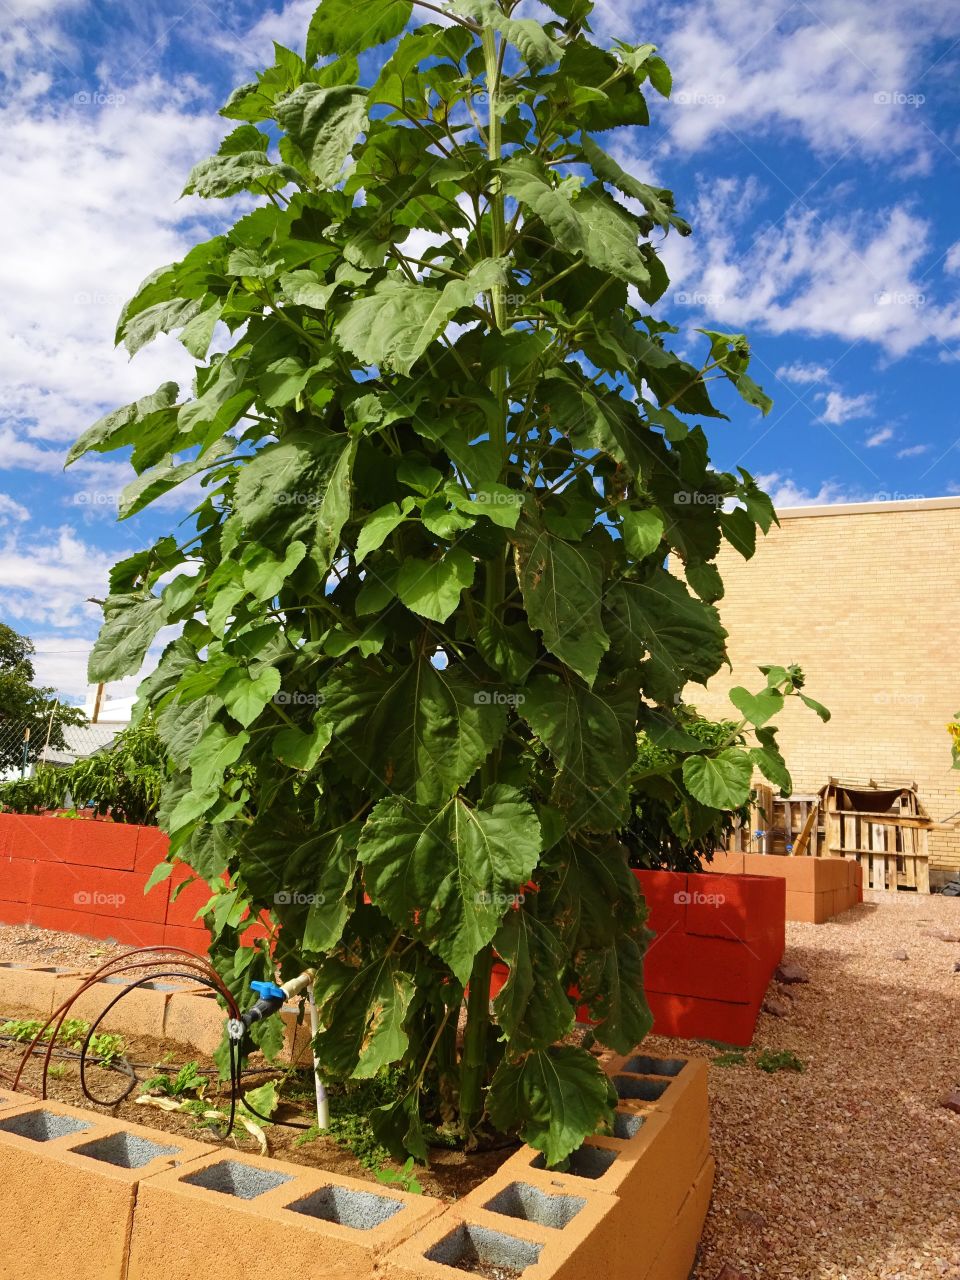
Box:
left=492, top=869, right=785, bottom=1049
left=0, top=813, right=180, bottom=948
left=631, top=868, right=785, bottom=1047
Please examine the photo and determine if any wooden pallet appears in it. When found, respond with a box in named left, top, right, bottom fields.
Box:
left=821, top=782, right=931, bottom=893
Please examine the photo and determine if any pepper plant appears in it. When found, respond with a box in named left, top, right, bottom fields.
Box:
left=70, top=0, right=816, bottom=1163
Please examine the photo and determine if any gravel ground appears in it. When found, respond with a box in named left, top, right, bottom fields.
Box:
left=0, top=926, right=159, bottom=976
left=644, top=894, right=960, bottom=1280
left=1, top=898, right=959, bottom=1278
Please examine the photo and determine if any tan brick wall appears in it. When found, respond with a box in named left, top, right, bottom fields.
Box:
left=683, top=497, right=960, bottom=873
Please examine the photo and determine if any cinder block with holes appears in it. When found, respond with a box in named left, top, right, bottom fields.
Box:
left=125, top=1150, right=443, bottom=1280
left=376, top=1189, right=620, bottom=1280
left=498, top=1078, right=710, bottom=1280
left=459, top=1160, right=621, bottom=1277
left=0, top=1099, right=210, bottom=1280
left=51, top=972, right=204, bottom=1039
left=0, top=962, right=84, bottom=1016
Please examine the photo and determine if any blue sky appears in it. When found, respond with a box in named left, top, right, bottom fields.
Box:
left=1, top=0, right=960, bottom=701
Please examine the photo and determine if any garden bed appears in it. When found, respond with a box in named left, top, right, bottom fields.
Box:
left=707, top=851, right=862, bottom=922
left=0, top=1028, right=711, bottom=1280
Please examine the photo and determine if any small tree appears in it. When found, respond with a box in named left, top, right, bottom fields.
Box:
left=0, top=623, right=85, bottom=772
left=70, top=0, right=826, bottom=1162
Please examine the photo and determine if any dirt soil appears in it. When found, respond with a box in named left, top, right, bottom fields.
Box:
left=0, top=1005, right=513, bottom=1201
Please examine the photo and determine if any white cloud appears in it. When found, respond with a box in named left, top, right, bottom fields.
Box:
left=896, top=443, right=930, bottom=457
left=818, top=390, right=874, bottom=425
left=0, top=493, right=29, bottom=523
left=865, top=426, right=894, bottom=447
left=945, top=241, right=960, bottom=276
left=754, top=471, right=864, bottom=508
left=0, top=524, right=120, bottom=628
left=0, top=73, right=224, bottom=450
left=672, top=183, right=960, bottom=357
left=634, top=0, right=954, bottom=166
left=776, top=362, right=829, bottom=385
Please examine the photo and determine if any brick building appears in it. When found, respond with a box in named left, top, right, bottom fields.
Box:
left=687, top=496, right=960, bottom=881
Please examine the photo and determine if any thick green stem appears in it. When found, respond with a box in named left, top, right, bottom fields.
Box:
left=459, top=945, right=495, bottom=1137
left=459, top=23, right=508, bottom=1139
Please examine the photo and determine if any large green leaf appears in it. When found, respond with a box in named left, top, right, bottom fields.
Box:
left=486, top=1045, right=614, bottom=1166
left=682, top=747, right=753, bottom=808
left=538, top=833, right=652, bottom=1052
left=182, top=151, right=296, bottom=198
left=313, top=953, right=416, bottom=1078
left=513, top=516, right=609, bottom=686
left=89, top=594, right=167, bottom=682
left=501, top=156, right=651, bottom=289
left=449, top=0, right=562, bottom=69
left=232, top=431, right=355, bottom=574
left=307, top=0, right=413, bottom=61
left=604, top=570, right=727, bottom=702
left=238, top=823, right=357, bottom=953
left=336, top=260, right=506, bottom=376
left=275, top=84, right=367, bottom=186
left=492, top=908, right=573, bottom=1050
left=580, top=135, right=690, bottom=235
left=540, top=371, right=651, bottom=479
left=357, top=786, right=542, bottom=983
left=395, top=548, right=475, bottom=623
left=320, top=655, right=507, bottom=804
left=66, top=383, right=180, bottom=466
left=521, top=675, right=638, bottom=830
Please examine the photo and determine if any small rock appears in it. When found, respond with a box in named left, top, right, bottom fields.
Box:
left=893, top=949, right=909, bottom=961
left=775, top=962, right=810, bottom=984
left=953, top=960, right=960, bottom=973
left=763, top=996, right=790, bottom=1017
left=714, top=1268, right=750, bottom=1280
left=939, top=1089, right=960, bottom=1115
left=13, top=936, right=39, bottom=946
left=734, top=1207, right=765, bottom=1227
left=920, top=929, right=960, bottom=943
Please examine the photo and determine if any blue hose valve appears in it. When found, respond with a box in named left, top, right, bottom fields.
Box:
left=239, top=980, right=288, bottom=1031
left=251, top=981, right=286, bottom=1002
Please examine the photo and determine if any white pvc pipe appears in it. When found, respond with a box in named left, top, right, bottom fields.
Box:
left=306, top=984, right=329, bottom=1130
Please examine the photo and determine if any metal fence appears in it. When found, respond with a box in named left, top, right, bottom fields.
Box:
left=0, top=716, right=120, bottom=780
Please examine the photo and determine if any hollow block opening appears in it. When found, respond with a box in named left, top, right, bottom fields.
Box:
left=531, top=1144, right=617, bottom=1180
left=286, top=1184, right=404, bottom=1229
left=181, top=1159, right=292, bottom=1199
left=484, top=1181, right=586, bottom=1229
left=73, top=1131, right=179, bottom=1169
left=0, top=1110, right=90, bottom=1142
left=613, top=1074, right=668, bottom=1102
left=425, top=1223, right=543, bottom=1274
left=621, top=1054, right=685, bottom=1077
